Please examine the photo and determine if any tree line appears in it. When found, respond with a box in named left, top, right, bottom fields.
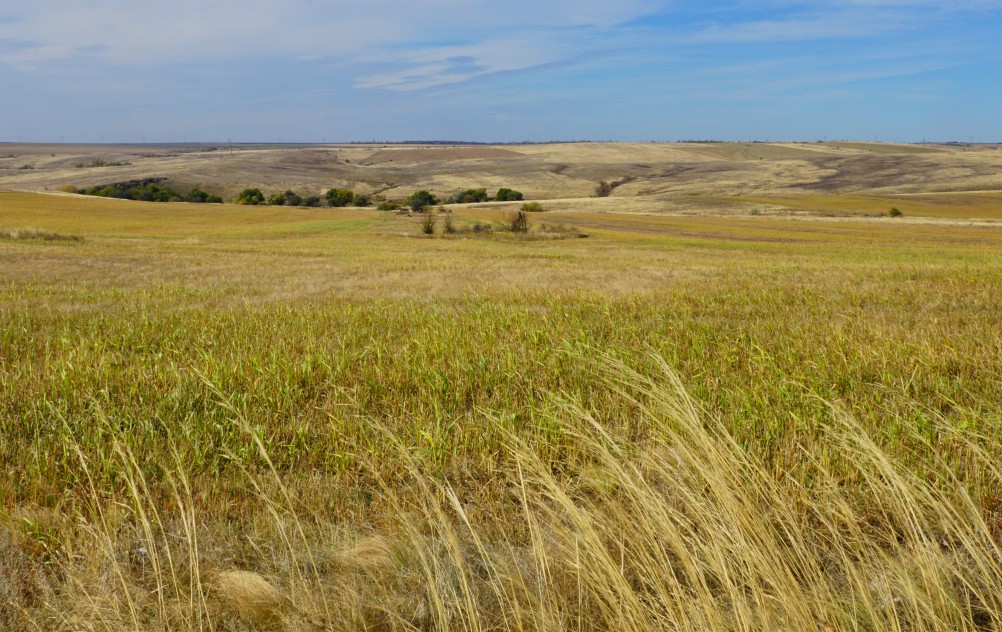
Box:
left=72, top=181, right=525, bottom=210
left=72, top=179, right=223, bottom=203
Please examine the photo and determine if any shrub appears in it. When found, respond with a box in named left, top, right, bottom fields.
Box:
left=452, top=188, right=488, bottom=204
left=186, top=188, right=222, bottom=203
left=377, top=201, right=399, bottom=211
left=326, top=188, right=355, bottom=207
left=595, top=176, right=635, bottom=197
left=508, top=210, right=529, bottom=233
left=235, top=188, right=265, bottom=205
left=495, top=187, right=523, bottom=201
left=407, top=190, right=439, bottom=212
left=443, top=212, right=455, bottom=234
left=521, top=201, right=545, bottom=213
left=421, top=213, right=437, bottom=235
left=352, top=194, right=371, bottom=207
left=283, top=190, right=303, bottom=207
left=889, top=207, right=903, bottom=217
left=267, top=193, right=286, bottom=206
left=302, top=195, right=322, bottom=208
left=58, top=184, right=79, bottom=194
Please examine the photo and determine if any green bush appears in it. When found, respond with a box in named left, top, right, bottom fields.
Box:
left=303, top=195, right=322, bottom=208
left=495, top=188, right=523, bottom=202
left=185, top=188, right=223, bottom=204
left=235, top=188, right=265, bottom=205
left=407, top=190, right=439, bottom=212
left=326, top=188, right=355, bottom=207
left=451, top=188, right=488, bottom=204
left=889, top=207, right=903, bottom=217
left=352, top=194, right=371, bottom=207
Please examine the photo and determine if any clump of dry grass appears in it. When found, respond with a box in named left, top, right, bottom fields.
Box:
left=0, top=226, right=83, bottom=242
left=213, top=570, right=285, bottom=627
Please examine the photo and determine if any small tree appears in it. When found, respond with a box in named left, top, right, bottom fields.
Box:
left=235, top=188, right=265, bottom=205
left=283, top=190, right=303, bottom=207
left=495, top=188, right=523, bottom=201
left=453, top=188, right=488, bottom=203
left=303, top=195, right=322, bottom=207
left=508, top=210, right=529, bottom=233
left=352, top=193, right=371, bottom=207
left=407, top=190, right=439, bottom=212
left=421, top=213, right=437, bottom=235
left=267, top=193, right=286, bottom=206
left=186, top=188, right=222, bottom=203
left=326, top=188, right=355, bottom=207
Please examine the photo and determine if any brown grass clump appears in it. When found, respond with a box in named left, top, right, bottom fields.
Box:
left=213, top=570, right=285, bottom=627
left=332, top=536, right=395, bottom=574
left=0, top=226, right=83, bottom=242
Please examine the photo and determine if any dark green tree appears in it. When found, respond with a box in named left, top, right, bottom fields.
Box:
left=326, top=188, right=355, bottom=207
left=495, top=188, right=523, bottom=201
left=407, top=190, right=439, bottom=212
left=453, top=188, right=488, bottom=203
left=235, top=188, right=265, bottom=205
left=185, top=188, right=222, bottom=203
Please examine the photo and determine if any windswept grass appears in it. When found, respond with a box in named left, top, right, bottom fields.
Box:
left=2, top=360, right=999, bottom=631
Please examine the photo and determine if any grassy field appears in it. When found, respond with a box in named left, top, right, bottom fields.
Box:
left=737, top=192, right=1002, bottom=220
left=2, top=189, right=1002, bottom=631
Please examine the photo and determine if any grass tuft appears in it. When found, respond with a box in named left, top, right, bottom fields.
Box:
left=0, top=226, right=83, bottom=242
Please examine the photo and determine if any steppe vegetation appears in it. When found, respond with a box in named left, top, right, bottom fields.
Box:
left=1, top=141, right=1002, bottom=631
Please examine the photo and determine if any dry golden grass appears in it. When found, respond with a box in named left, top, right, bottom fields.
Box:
left=739, top=192, right=1002, bottom=219
left=213, top=570, right=285, bottom=627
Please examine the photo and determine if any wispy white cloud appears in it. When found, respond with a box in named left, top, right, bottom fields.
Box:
left=0, top=0, right=664, bottom=66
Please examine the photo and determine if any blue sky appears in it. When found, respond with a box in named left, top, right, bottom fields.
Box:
left=1, top=1, right=1000, bottom=142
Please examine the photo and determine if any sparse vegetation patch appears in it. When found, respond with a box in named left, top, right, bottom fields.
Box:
left=73, top=158, right=132, bottom=168
left=0, top=226, right=83, bottom=242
